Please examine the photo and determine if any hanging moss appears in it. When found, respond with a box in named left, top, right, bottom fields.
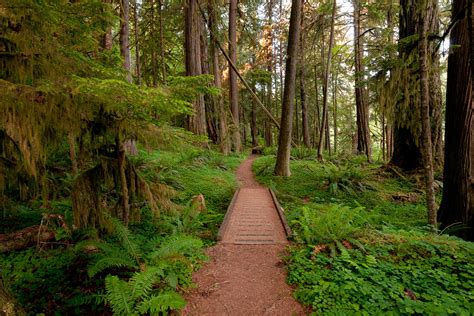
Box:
left=71, top=156, right=166, bottom=230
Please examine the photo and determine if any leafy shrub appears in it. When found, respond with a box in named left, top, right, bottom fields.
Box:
left=287, top=233, right=474, bottom=314
left=322, top=162, right=368, bottom=194
left=291, top=147, right=317, bottom=160
left=291, top=204, right=366, bottom=245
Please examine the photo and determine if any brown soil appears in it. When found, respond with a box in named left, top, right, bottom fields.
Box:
left=183, top=155, right=306, bottom=315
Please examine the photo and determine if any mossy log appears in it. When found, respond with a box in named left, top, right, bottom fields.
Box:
left=0, top=225, right=54, bottom=253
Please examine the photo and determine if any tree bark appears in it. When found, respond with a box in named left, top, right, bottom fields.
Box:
left=299, top=11, right=310, bottom=148
left=266, top=0, right=274, bottom=149
left=251, top=83, right=259, bottom=147
left=201, top=22, right=218, bottom=143
left=333, top=71, right=338, bottom=154
left=133, top=0, right=141, bottom=85
left=185, top=0, right=206, bottom=135
left=229, top=0, right=241, bottom=152
left=158, top=0, right=166, bottom=83
left=438, top=0, right=473, bottom=240
left=353, top=0, right=371, bottom=161
left=419, top=0, right=437, bottom=228
left=274, top=0, right=302, bottom=176
left=208, top=1, right=230, bottom=154
left=120, top=0, right=132, bottom=83
left=151, top=0, right=158, bottom=87
left=391, top=0, right=442, bottom=171
left=117, top=138, right=130, bottom=226
left=317, top=0, right=337, bottom=160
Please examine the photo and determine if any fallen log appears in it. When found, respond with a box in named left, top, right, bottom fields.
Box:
left=0, top=225, right=55, bottom=253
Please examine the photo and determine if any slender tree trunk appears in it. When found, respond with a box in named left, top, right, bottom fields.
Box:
left=333, top=71, right=338, bottom=154
left=313, top=65, right=321, bottom=147
left=274, top=0, right=302, bottom=176
left=317, top=0, right=336, bottom=160
left=419, top=0, right=437, bottom=228
left=151, top=0, right=157, bottom=87
left=100, top=0, right=113, bottom=51
left=68, top=133, right=78, bottom=175
left=299, top=13, right=310, bottom=148
left=120, top=0, right=132, bottom=83
left=353, top=0, right=371, bottom=161
left=185, top=0, right=206, bottom=135
left=438, top=0, right=473, bottom=240
left=266, top=0, right=274, bottom=149
left=382, top=113, right=386, bottom=161
left=133, top=0, right=141, bottom=85
left=229, top=0, right=241, bottom=152
left=298, top=2, right=310, bottom=148
left=279, top=0, right=284, bottom=104
left=158, top=0, right=166, bottom=83
left=208, top=0, right=230, bottom=154
left=201, top=22, right=218, bottom=143
left=116, top=137, right=130, bottom=226
left=295, top=94, right=299, bottom=144
left=251, top=83, right=259, bottom=147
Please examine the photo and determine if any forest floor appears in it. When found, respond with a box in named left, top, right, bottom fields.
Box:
left=183, top=156, right=306, bottom=315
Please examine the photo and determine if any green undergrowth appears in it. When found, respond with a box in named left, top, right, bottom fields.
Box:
left=1, top=147, right=243, bottom=315
left=253, top=155, right=474, bottom=314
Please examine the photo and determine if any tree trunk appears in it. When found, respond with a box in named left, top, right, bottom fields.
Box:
left=353, top=0, right=371, bottom=161
left=201, top=22, right=218, bottom=143
left=438, top=0, right=473, bottom=240
left=274, top=0, right=302, bottom=176
left=229, top=0, right=241, bottom=152
left=158, top=0, right=166, bottom=83
left=317, top=0, right=336, bottom=160
left=419, top=0, right=437, bottom=228
left=391, top=0, right=442, bottom=171
left=185, top=0, right=206, bottom=135
left=251, top=83, right=259, bottom=147
left=313, top=65, right=321, bottom=148
left=133, top=0, right=141, bottom=85
left=116, top=138, right=130, bottom=226
left=100, top=0, right=113, bottom=51
left=120, top=0, right=132, bottom=83
left=266, top=0, right=274, bottom=149
left=299, top=18, right=310, bottom=148
left=150, top=0, right=157, bottom=87
left=295, top=94, right=299, bottom=144
left=333, top=71, right=338, bottom=154
left=208, top=1, right=230, bottom=154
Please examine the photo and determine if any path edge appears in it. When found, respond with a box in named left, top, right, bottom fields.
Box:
left=217, top=188, right=241, bottom=241
left=269, top=189, right=293, bottom=238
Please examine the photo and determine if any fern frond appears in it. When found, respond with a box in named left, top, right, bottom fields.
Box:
left=129, top=267, right=163, bottom=300
left=136, top=291, right=186, bottom=314
left=150, top=234, right=202, bottom=261
left=110, top=218, right=142, bottom=266
left=88, top=256, right=138, bottom=277
left=105, top=275, right=135, bottom=315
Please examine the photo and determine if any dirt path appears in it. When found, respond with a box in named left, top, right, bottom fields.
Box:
left=183, top=155, right=305, bottom=315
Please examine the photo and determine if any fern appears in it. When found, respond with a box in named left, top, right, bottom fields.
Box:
left=149, top=234, right=202, bottom=262
left=105, top=275, right=134, bottom=315
left=88, top=256, right=138, bottom=278
left=110, top=218, right=141, bottom=266
left=136, top=291, right=186, bottom=314
left=76, top=240, right=139, bottom=277
left=129, top=267, right=163, bottom=300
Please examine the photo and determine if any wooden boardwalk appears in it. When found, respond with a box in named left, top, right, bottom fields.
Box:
left=220, top=187, right=288, bottom=244
left=183, top=156, right=305, bottom=315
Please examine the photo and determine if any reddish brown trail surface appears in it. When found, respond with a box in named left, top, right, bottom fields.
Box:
left=183, top=155, right=306, bottom=315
